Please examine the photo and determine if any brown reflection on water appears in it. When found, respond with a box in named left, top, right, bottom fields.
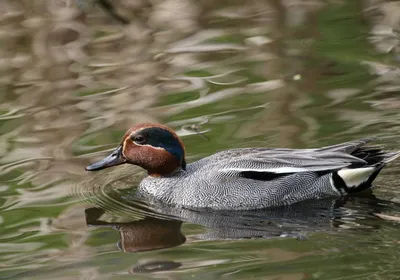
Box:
left=1, top=1, right=166, bottom=190
left=234, top=0, right=324, bottom=147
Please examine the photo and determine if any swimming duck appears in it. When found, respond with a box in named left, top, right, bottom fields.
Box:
left=85, top=123, right=399, bottom=210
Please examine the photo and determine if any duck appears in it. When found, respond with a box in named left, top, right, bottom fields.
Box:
left=85, top=123, right=400, bottom=210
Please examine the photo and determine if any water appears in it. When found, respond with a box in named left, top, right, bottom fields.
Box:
left=1, top=0, right=400, bottom=279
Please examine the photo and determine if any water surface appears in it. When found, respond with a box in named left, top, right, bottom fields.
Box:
left=1, top=1, right=400, bottom=279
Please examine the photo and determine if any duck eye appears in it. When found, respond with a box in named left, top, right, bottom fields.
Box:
left=133, top=135, right=146, bottom=144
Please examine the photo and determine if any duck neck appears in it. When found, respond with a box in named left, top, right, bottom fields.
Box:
left=147, top=166, right=184, bottom=177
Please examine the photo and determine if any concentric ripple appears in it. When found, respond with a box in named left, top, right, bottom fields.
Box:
left=71, top=170, right=177, bottom=222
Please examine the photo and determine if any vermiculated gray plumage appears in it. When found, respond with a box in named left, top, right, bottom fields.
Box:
left=138, top=138, right=400, bottom=210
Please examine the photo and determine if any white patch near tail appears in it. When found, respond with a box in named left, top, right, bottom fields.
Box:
left=337, top=167, right=376, bottom=188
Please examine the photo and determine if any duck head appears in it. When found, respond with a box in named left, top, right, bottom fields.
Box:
left=85, top=123, right=186, bottom=176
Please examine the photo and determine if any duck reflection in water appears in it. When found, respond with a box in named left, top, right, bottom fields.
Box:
left=85, top=207, right=185, bottom=253
left=85, top=193, right=391, bottom=253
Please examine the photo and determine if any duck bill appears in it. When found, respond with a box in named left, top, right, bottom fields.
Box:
left=85, top=145, right=126, bottom=171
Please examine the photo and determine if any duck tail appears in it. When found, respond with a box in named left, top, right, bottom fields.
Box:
left=332, top=150, right=400, bottom=194
left=381, top=151, right=400, bottom=164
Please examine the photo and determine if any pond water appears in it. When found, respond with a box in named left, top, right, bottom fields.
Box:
left=1, top=1, right=400, bottom=279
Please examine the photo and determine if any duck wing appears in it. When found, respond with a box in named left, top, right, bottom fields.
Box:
left=314, top=137, right=376, bottom=153
left=217, top=137, right=399, bottom=177
left=219, top=150, right=366, bottom=176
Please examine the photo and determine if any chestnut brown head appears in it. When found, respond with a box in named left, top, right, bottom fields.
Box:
left=85, top=123, right=186, bottom=176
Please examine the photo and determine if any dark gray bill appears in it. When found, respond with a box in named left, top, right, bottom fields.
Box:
left=85, top=145, right=126, bottom=171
